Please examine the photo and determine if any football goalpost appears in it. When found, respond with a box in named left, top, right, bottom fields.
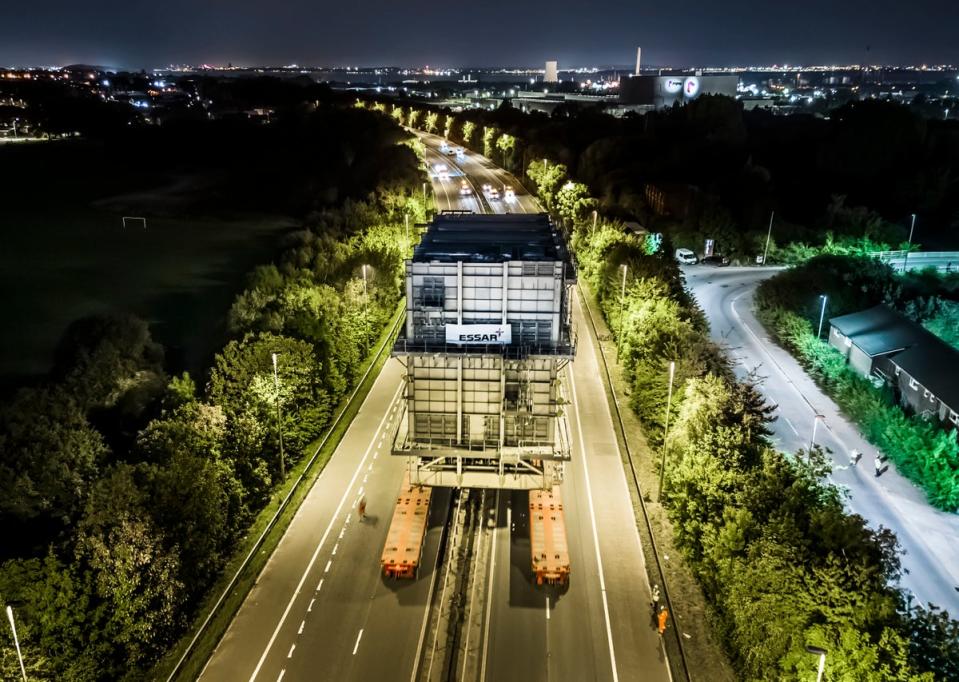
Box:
left=121, top=216, right=147, bottom=230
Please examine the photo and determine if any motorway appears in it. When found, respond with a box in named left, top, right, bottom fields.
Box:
left=685, top=266, right=959, bottom=616
left=201, top=133, right=670, bottom=682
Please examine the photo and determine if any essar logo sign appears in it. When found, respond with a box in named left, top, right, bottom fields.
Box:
left=445, top=324, right=512, bottom=344
left=684, top=77, right=700, bottom=97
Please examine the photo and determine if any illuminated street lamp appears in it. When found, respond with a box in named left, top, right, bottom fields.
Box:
left=902, top=213, right=917, bottom=272
left=817, top=295, right=828, bottom=339
left=761, top=210, right=774, bottom=265
left=658, top=361, right=676, bottom=501
left=6, top=605, right=27, bottom=682
left=271, top=353, right=285, bottom=479
left=805, top=645, right=827, bottom=682
left=810, top=413, right=825, bottom=451
left=362, top=264, right=369, bottom=297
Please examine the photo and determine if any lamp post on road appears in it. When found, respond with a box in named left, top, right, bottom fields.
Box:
left=592, top=209, right=598, bottom=233
left=817, top=295, right=828, bottom=339
left=658, top=361, right=676, bottom=501
left=362, top=264, right=368, bottom=298
left=903, top=213, right=917, bottom=272
left=761, top=210, right=774, bottom=265
left=619, top=263, right=628, bottom=326
left=805, top=646, right=827, bottom=682
left=809, top=413, right=825, bottom=451
left=6, top=605, right=27, bottom=682
left=271, top=353, right=285, bottom=480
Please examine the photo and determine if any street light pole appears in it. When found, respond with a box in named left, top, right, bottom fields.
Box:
left=592, top=209, right=598, bottom=233
left=817, top=295, right=828, bottom=339
left=6, top=605, right=27, bottom=682
left=762, top=210, right=774, bottom=265
left=271, top=353, right=285, bottom=480
left=362, top=264, right=368, bottom=298
left=619, top=263, right=628, bottom=327
left=809, top=413, right=825, bottom=451
left=805, top=646, right=827, bottom=682
left=902, top=213, right=917, bottom=272
left=658, top=361, right=676, bottom=501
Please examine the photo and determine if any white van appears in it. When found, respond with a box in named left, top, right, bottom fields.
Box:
left=675, top=248, right=698, bottom=264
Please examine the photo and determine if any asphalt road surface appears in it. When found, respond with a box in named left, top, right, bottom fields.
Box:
left=685, top=265, right=959, bottom=616
left=201, top=133, right=672, bottom=682
left=420, top=131, right=670, bottom=682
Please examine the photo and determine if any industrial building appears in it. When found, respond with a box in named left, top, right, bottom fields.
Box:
left=619, top=73, right=739, bottom=108
left=390, top=212, right=576, bottom=489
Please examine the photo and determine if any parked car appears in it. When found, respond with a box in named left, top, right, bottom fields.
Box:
left=701, top=255, right=730, bottom=266
left=675, top=248, right=698, bottom=264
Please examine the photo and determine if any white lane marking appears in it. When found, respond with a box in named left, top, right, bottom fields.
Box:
left=316, top=579, right=324, bottom=592
left=287, top=644, right=295, bottom=659
left=325, top=560, right=332, bottom=573
left=248, top=382, right=404, bottom=681
left=298, top=621, right=305, bottom=635
left=363, top=475, right=368, bottom=484
left=783, top=416, right=800, bottom=435
left=479, top=492, right=500, bottom=682
left=332, top=544, right=338, bottom=555
left=308, top=599, right=315, bottom=612
left=546, top=596, right=550, bottom=621
left=277, top=670, right=285, bottom=682
left=569, top=368, right=620, bottom=682
left=352, top=629, right=364, bottom=655
left=339, top=528, right=345, bottom=540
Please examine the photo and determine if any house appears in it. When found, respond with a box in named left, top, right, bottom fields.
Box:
left=829, top=304, right=959, bottom=429
left=889, top=337, right=959, bottom=428
left=828, top=305, right=926, bottom=379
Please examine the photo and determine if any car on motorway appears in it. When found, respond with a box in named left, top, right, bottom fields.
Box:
left=504, top=186, right=515, bottom=201
left=433, top=162, right=449, bottom=180
left=486, top=186, right=500, bottom=200
left=459, top=181, right=472, bottom=196
left=454, top=147, right=465, bottom=157
left=439, top=141, right=449, bottom=152
left=701, top=254, right=730, bottom=266
left=675, top=247, right=698, bottom=264
left=446, top=148, right=457, bottom=156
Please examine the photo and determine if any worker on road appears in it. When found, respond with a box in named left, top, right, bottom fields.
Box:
left=657, top=606, right=669, bottom=635
left=849, top=449, right=862, bottom=466
left=650, top=584, right=661, bottom=617
left=875, top=455, right=884, bottom=478
left=358, top=495, right=367, bottom=520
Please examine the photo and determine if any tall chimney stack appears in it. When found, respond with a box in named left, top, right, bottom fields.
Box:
left=635, top=47, right=642, bottom=75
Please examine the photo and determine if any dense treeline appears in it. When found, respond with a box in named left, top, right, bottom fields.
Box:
left=516, top=154, right=959, bottom=679
left=382, top=95, right=959, bottom=256
left=0, top=102, right=427, bottom=678
left=755, top=256, right=959, bottom=511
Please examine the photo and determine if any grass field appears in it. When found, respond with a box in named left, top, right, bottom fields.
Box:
left=0, top=205, right=295, bottom=385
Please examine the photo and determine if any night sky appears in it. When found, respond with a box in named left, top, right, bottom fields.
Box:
left=2, top=0, right=957, bottom=69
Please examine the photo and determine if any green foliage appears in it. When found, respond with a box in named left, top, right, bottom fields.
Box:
left=526, top=158, right=568, bottom=212
left=557, top=184, right=952, bottom=680
left=482, top=125, right=496, bottom=157
left=461, top=120, right=475, bottom=145
left=424, top=111, right=439, bottom=133
left=0, top=107, right=425, bottom=679
left=922, top=299, right=959, bottom=351
left=0, top=387, right=108, bottom=530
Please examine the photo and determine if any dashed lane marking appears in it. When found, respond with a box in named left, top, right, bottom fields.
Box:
left=353, top=629, right=364, bottom=656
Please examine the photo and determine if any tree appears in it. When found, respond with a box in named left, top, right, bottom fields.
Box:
left=462, top=120, right=476, bottom=146
left=0, top=387, right=107, bottom=534
left=555, top=180, right=597, bottom=225
left=207, top=332, right=331, bottom=455
left=424, top=111, right=439, bottom=133
left=391, top=105, right=405, bottom=126
left=526, top=158, right=568, bottom=211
